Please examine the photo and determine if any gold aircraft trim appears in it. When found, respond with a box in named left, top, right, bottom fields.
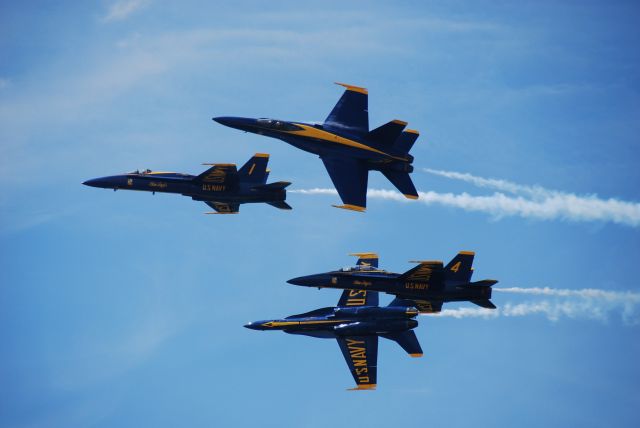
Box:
left=349, top=252, right=379, bottom=258
left=392, top=119, right=408, bottom=126
left=409, top=353, right=423, bottom=358
left=459, top=251, right=475, bottom=255
left=335, top=82, right=368, bottom=94
left=404, top=194, right=419, bottom=200
left=332, top=204, right=366, bottom=212
left=285, top=124, right=408, bottom=161
left=348, top=384, right=377, bottom=391
left=405, top=129, right=420, bottom=135
left=254, top=153, right=270, bottom=158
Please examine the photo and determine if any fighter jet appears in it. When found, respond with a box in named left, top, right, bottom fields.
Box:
left=245, top=289, right=422, bottom=390
left=214, top=83, right=419, bottom=212
left=83, top=153, right=291, bottom=214
left=287, top=252, right=498, bottom=313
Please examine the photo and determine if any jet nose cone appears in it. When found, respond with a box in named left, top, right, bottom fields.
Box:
left=287, top=274, right=331, bottom=288
left=212, top=116, right=230, bottom=125
left=244, top=321, right=265, bottom=330
left=212, top=116, right=256, bottom=132
left=83, top=178, right=107, bottom=188
left=287, top=276, right=310, bottom=286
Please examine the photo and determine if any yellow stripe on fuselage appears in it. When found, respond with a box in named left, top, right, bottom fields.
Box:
left=282, top=124, right=407, bottom=161
left=265, top=319, right=347, bottom=328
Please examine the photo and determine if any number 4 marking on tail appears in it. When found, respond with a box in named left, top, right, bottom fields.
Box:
left=450, top=261, right=461, bottom=272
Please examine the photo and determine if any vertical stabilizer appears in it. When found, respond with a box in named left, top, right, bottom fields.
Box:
left=238, top=153, right=270, bottom=184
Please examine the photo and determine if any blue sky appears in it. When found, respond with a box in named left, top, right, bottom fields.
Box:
left=1, top=1, right=639, bottom=427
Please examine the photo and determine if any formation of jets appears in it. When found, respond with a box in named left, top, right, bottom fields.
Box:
left=84, top=83, right=498, bottom=389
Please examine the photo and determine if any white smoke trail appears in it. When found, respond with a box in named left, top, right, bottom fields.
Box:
left=290, top=186, right=640, bottom=227
left=422, top=168, right=640, bottom=227
left=424, top=168, right=550, bottom=198
left=424, top=287, right=640, bottom=325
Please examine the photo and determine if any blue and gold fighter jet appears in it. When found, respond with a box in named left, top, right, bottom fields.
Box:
left=214, top=83, right=419, bottom=212
left=83, top=154, right=291, bottom=214
left=245, top=289, right=423, bottom=390
left=287, top=252, right=498, bottom=313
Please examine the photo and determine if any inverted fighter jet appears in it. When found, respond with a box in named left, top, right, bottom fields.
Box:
left=83, top=153, right=291, bottom=214
left=245, top=289, right=422, bottom=390
left=287, top=252, right=498, bottom=313
left=214, top=83, right=419, bottom=212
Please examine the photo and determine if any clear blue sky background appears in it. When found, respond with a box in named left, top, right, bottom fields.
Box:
left=1, top=1, right=639, bottom=427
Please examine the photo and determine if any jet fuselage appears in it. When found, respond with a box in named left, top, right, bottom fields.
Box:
left=213, top=117, right=414, bottom=173
left=287, top=269, right=492, bottom=304
left=83, top=171, right=287, bottom=205
left=245, top=304, right=419, bottom=338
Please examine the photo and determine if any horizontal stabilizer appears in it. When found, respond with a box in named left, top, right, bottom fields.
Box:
left=471, top=299, right=496, bottom=309
left=266, top=200, right=292, bottom=210
left=469, top=279, right=498, bottom=287
left=252, top=181, right=291, bottom=191
left=381, top=170, right=418, bottom=199
left=393, top=130, right=419, bottom=154
left=381, top=330, right=423, bottom=357
left=367, top=120, right=407, bottom=146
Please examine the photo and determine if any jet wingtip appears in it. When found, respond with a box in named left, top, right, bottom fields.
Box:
left=334, top=82, right=368, bottom=95
left=204, top=212, right=239, bottom=215
left=347, top=384, right=377, bottom=391
left=332, top=204, right=366, bottom=212
left=404, top=193, right=419, bottom=200
left=409, top=353, right=424, bottom=358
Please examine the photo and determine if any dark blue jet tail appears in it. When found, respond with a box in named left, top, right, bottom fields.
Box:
left=444, top=251, right=475, bottom=283
left=393, top=130, right=419, bottom=154
left=367, top=120, right=407, bottom=147
left=324, top=82, right=369, bottom=136
left=238, top=153, right=270, bottom=184
left=381, top=170, right=418, bottom=199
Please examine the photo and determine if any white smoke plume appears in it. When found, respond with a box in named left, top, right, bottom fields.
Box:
left=423, top=168, right=640, bottom=227
left=291, top=182, right=640, bottom=227
left=424, top=287, right=640, bottom=325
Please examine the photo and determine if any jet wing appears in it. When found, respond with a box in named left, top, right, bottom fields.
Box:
left=324, top=82, right=369, bottom=136
left=337, top=289, right=379, bottom=307
left=196, top=164, right=238, bottom=186
left=337, top=335, right=378, bottom=390
left=413, top=299, right=443, bottom=314
left=204, top=201, right=240, bottom=214
left=321, top=156, right=369, bottom=212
